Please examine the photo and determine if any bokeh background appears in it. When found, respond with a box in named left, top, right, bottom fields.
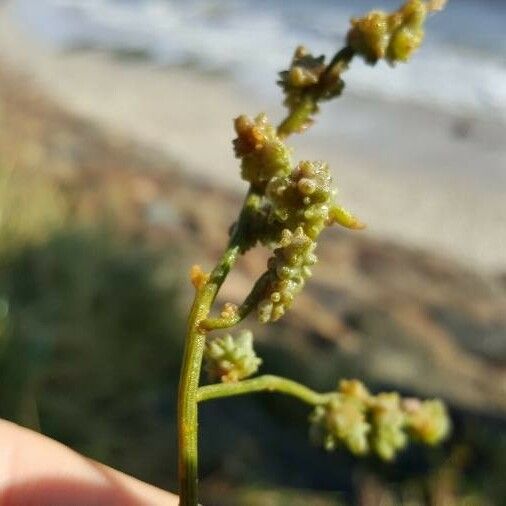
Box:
left=0, top=0, right=505, bottom=504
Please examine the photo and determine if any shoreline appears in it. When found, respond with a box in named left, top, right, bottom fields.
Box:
left=0, top=1, right=505, bottom=272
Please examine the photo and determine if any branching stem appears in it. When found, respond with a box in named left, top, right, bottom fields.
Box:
left=277, top=45, right=355, bottom=139
left=177, top=192, right=253, bottom=506
left=197, top=374, right=334, bottom=406
left=201, top=272, right=270, bottom=331
left=177, top=46, right=355, bottom=503
left=177, top=246, right=239, bottom=506
left=177, top=2, right=447, bottom=501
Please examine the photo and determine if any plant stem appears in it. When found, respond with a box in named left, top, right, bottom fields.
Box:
left=197, top=374, right=334, bottom=406
left=201, top=271, right=270, bottom=331
left=177, top=194, right=253, bottom=505
left=322, top=46, right=355, bottom=81
left=177, top=251, right=239, bottom=506
left=277, top=96, right=316, bottom=139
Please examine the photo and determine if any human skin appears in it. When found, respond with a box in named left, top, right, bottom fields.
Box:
left=0, top=420, right=179, bottom=506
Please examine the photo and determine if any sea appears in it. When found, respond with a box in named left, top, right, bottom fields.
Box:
left=11, top=0, right=506, bottom=123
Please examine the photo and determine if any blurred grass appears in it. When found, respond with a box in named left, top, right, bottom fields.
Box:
left=0, top=163, right=185, bottom=488
left=0, top=165, right=67, bottom=257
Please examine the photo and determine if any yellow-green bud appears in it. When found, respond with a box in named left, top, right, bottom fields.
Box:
left=266, top=161, right=364, bottom=239
left=368, top=393, right=408, bottom=461
left=278, top=46, right=346, bottom=134
left=310, top=395, right=370, bottom=456
left=233, top=114, right=292, bottom=191
left=348, top=11, right=390, bottom=63
left=405, top=398, right=451, bottom=445
left=257, top=227, right=316, bottom=323
left=339, top=379, right=371, bottom=402
left=204, top=330, right=262, bottom=383
left=309, top=380, right=450, bottom=461
left=347, top=0, right=444, bottom=64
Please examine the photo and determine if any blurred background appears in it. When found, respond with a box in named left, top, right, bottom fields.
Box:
left=0, top=0, right=505, bottom=504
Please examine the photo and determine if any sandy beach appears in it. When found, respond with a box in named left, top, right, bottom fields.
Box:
left=0, top=0, right=504, bottom=272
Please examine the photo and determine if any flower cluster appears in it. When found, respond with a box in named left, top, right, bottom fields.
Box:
left=309, top=380, right=450, bottom=460
left=257, top=227, right=317, bottom=323
left=266, top=160, right=362, bottom=239
left=278, top=46, right=347, bottom=133
left=233, top=114, right=292, bottom=191
left=204, top=330, right=262, bottom=383
left=347, top=0, right=446, bottom=64
left=229, top=0, right=444, bottom=325
left=233, top=117, right=363, bottom=323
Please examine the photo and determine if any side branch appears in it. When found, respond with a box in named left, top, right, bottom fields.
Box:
left=201, top=271, right=270, bottom=331
left=277, top=45, right=355, bottom=139
left=197, top=374, right=334, bottom=406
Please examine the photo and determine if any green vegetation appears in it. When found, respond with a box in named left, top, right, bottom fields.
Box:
left=0, top=164, right=185, bottom=486
left=0, top=165, right=66, bottom=257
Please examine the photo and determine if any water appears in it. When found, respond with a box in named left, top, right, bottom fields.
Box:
left=12, top=0, right=506, bottom=121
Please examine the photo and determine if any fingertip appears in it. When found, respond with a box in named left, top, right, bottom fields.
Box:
left=0, top=419, right=178, bottom=505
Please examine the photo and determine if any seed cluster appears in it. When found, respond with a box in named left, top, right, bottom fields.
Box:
left=347, top=0, right=445, bottom=64
left=309, top=380, right=450, bottom=460
left=204, top=330, right=262, bottom=383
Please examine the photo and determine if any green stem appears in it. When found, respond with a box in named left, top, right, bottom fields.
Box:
left=197, top=375, right=334, bottom=406
left=321, top=46, right=355, bottom=81
left=177, top=192, right=253, bottom=505
left=178, top=268, right=238, bottom=506
left=277, top=96, right=316, bottom=139
left=177, top=255, right=238, bottom=506
left=201, top=271, right=270, bottom=331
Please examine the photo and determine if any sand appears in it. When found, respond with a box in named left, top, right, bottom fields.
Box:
left=0, top=1, right=504, bottom=272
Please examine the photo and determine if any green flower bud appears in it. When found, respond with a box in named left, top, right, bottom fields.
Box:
left=257, top=227, right=316, bottom=323
left=338, top=379, right=371, bottom=403
left=286, top=51, right=325, bottom=89
left=348, top=11, right=390, bottom=64
left=310, top=393, right=370, bottom=456
left=266, top=161, right=332, bottom=237
left=266, top=161, right=364, bottom=239
left=347, top=0, right=444, bottom=64
left=278, top=46, right=346, bottom=134
left=233, top=114, right=292, bottom=191
left=369, top=393, right=408, bottom=461
left=204, top=330, right=262, bottom=383
left=404, top=398, right=451, bottom=445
